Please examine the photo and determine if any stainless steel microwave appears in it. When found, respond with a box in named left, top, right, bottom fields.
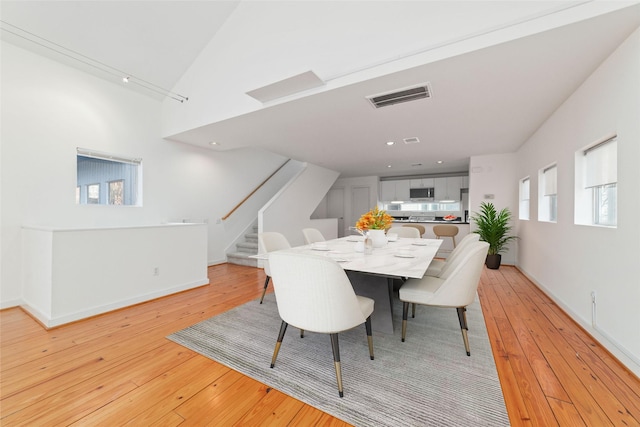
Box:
left=409, top=187, right=434, bottom=200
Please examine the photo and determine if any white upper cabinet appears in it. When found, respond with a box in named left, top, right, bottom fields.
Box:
left=409, top=178, right=435, bottom=188
left=381, top=176, right=468, bottom=201
left=435, top=176, right=463, bottom=201
left=380, top=180, right=410, bottom=201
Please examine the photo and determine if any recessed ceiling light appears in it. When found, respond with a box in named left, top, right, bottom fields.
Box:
left=210, top=141, right=219, bottom=146
left=386, top=141, right=395, bottom=146
left=436, top=160, right=444, bottom=164
left=387, top=165, right=392, bottom=168
left=122, top=76, right=129, bottom=83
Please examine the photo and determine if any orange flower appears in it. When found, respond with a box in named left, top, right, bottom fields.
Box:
left=355, top=207, right=394, bottom=231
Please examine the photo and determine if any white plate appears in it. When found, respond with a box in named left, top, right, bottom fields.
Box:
left=394, top=253, right=415, bottom=258
left=312, top=246, right=331, bottom=251
left=411, top=241, right=428, bottom=246
left=346, top=236, right=363, bottom=242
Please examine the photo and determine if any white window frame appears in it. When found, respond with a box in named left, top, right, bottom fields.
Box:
left=519, top=177, right=530, bottom=220
left=538, top=164, right=557, bottom=223
left=574, top=135, right=617, bottom=227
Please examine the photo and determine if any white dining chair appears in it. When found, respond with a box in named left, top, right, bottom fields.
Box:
left=425, top=233, right=480, bottom=277
left=402, top=224, right=426, bottom=237
left=387, top=226, right=421, bottom=238
left=268, top=251, right=375, bottom=397
left=399, top=241, right=489, bottom=356
left=257, top=232, right=291, bottom=304
left=302, top=228, right=326, bottom=245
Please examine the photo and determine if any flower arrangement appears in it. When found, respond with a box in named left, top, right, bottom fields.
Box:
left=443, top=214, right=457, bottom=221
left=355, top=207, right=394, bottom=232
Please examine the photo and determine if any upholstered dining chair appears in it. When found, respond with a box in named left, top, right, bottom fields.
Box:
left=402, top=224, right=426, bottom=237
left=302, top=227, right=326, bottom=245
left=433, top=224, right=459, bottom=247
left=425, top=233, right=480, bottom=277
left=257, top=232, right=291, bottom=304
left=268, top=251, right=375, bottom=398
left=387, top=226, right=421, bottom=238
left=399, top=241, right=489, bottom=356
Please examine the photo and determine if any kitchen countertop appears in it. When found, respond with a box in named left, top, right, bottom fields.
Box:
left=392, top=219, right=469, bottom=224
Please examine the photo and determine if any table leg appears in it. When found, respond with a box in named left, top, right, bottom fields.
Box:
left=346, top=271, right=395, bottom=335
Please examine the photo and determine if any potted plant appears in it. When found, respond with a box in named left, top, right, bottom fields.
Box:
left=471, top=202, right=517, bottom=269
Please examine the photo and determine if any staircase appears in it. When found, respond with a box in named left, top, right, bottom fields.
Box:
left=226, top=225, right=259, bottom=267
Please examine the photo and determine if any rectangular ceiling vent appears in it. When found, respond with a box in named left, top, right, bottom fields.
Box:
left=404, top=137, right=420, bottom=144
left=367, top=83, right=431, bottom=108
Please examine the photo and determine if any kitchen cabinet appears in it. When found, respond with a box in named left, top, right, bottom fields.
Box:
left=409, top=178, right=435, bottom=188
left=380, top=180, right=410, bottom=201
left=435, top=177, right=463, bottom=201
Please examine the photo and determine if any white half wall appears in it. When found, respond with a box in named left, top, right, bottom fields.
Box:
left=21, top=224, right=208, bottom=327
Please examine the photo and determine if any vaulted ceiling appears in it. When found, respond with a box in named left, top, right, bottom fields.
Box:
left=2, top=1, right=639, bottom=177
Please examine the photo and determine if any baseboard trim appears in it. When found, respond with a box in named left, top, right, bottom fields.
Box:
left=21, top=278, right=209, bottom=329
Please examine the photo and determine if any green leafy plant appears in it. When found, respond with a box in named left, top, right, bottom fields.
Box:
left=471, top=202, right=517, bottom=256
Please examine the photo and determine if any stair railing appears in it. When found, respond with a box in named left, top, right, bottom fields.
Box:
left=221, top=159, right=290, bottom=221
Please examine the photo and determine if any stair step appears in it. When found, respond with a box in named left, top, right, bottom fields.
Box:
left=227, top=252, right=258, bottom=267
left=237, top=241, right=258, bottom=253
left=245, top=232, right=258, bottom=242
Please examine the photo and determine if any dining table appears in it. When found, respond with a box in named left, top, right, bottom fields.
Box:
left=276, top=235, right=443, bottom=334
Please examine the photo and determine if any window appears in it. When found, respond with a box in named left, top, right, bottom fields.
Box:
left=87, top=184, right=100, bottom=204
left=109, top=180, right=124, bottom=205
left=76, top=148, right=142, bottom=206
left=519, top=177, right=530, bottom=220
left=538, top=164, right=557, bottom=222
left=575, top=135, right=617, bottom=227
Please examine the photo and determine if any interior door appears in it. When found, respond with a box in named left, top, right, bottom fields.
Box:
left=351, top=186, right=371, bottom=234
left=327, top=187, right=345, bottom=237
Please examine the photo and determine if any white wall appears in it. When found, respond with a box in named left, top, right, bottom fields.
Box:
left=332, top=175, right=380, bottom=236
left=0, top=41, right=290, bottom=308
left=468, top=153, right=519, bottom=265
left=515, top=28, right=640, bottom=375
left=260, top=163, right=339, bottom=247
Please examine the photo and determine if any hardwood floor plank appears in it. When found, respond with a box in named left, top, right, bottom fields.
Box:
left=72, top=355, right=227, bottom=426
left=1, top=262, right=639, bottom=427
left=234, top=387, right=306, bottom=426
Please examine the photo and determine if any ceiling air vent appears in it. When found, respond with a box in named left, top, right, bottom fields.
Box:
left=404, top=137, right=420, bottom=144
left=367, top=83, right=432, bottom=108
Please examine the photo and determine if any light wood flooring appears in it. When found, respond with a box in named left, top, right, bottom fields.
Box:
left=1, top=263, right=639, bottom=426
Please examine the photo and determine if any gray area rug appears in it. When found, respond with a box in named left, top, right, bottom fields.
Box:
left=168, top=292, right=509, bottom=426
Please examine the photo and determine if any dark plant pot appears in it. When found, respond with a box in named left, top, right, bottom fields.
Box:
left=485, top=254, right=502, bottom=269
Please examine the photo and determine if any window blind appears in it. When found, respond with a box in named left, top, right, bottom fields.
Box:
left=584, top=138, right=617, bottom=188
left=521, top=178, right=530, bottom=200
left=543, top=165, right=557, bottom=196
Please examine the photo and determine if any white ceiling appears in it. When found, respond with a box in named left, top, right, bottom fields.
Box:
left=2, top=1, right=639, bottom=178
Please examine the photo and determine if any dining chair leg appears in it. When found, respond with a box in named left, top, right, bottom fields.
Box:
left=411, top=303, right=416, bottom=318
left=365, top=316, right=374, bottom=360
left=401, top=302, right=409, bottom=342
left=330, top=333, right=344, bottom=397
left=300, top=329, right=304, bottom=338
left=270, top=321, right=288, bottom=367
left=260, top=276, right=270, bottom=304
left=457, top=307, right=471, bottom=356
